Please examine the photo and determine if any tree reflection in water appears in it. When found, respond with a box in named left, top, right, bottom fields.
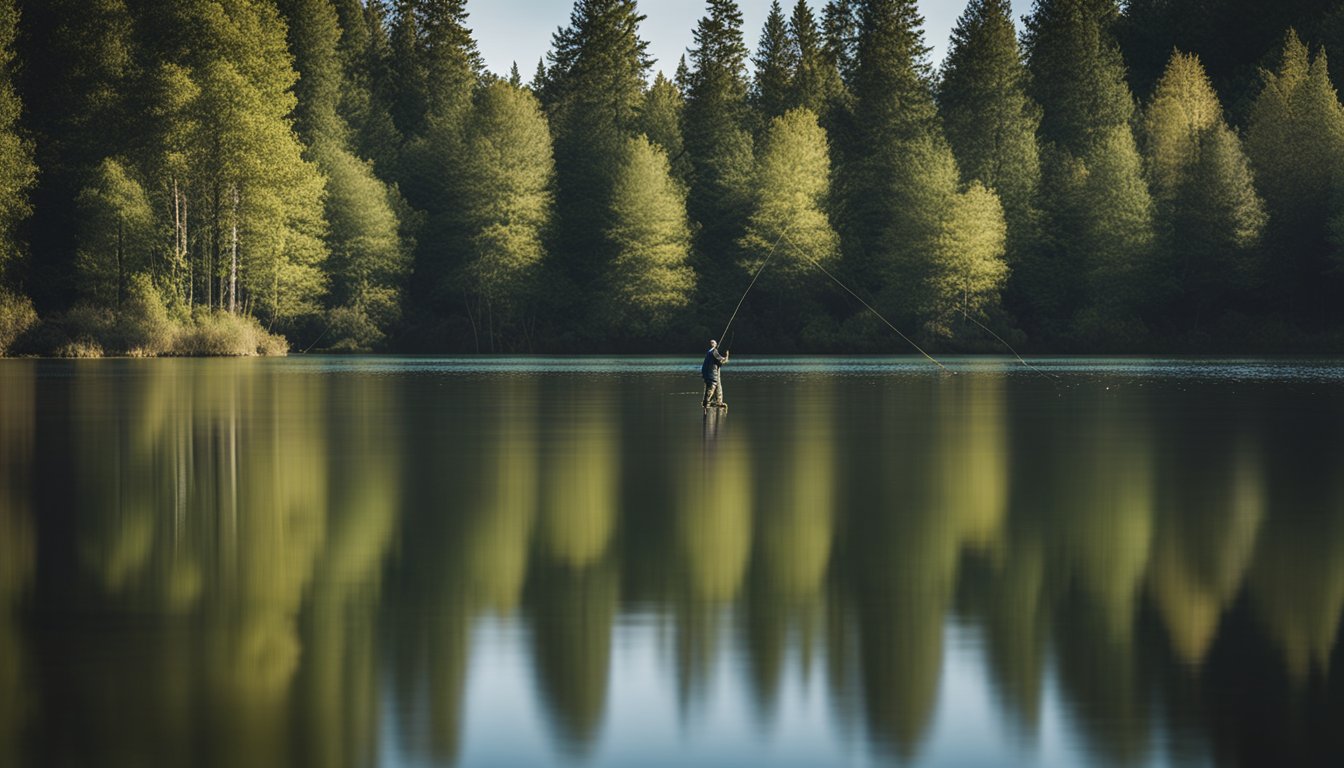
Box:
left=2, top=359, right=1344, bottom=766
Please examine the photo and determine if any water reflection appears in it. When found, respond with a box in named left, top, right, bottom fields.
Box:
left=3, top=359, right=1344, bottom=766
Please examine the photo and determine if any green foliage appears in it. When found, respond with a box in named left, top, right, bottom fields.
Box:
left=683, top=0, right=754, bottom=285
left=278, top=0, right=346, bottom=146
left=317, top=143, right=409, bottom=350
left=543, top=0, right=652, bottom=318
left=1246, top=32, right=1344, bottom=321
left=927, top=181, right=1008, bottom=335
left=192, top=57, right=328, bottom=322
left=605, top=136, right=695, bottom=336
left=74, top=158, right=155, bottom=307
left=1024, top=0, right=1134, bottom=154
left=739, top=108, right=839, bottom=344
left=840, top=0, right=960, bottom=324
left=937, top=0, right=1041, bottom=266
left=638, top=72, right=688, bottom=182
left=789, top=0, right=840, bottom=116
left=0, top=287, right=35, bottom=354
left=752, top=1, right=796, bottom=122
left=1143, top=52, right=1265, bottom=324
left=1024, top=0, right=1153, bottom=341
left=458, top=81, right=554, bottom=349
left=0, top=0, right=34, bottom=273
left=172, top=310, right=289, bottom=356
left=1068, top=126, right=1157, bottom=341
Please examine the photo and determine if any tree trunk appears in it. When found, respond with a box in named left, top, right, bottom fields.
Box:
left=229, top=184, right=239, bottom=314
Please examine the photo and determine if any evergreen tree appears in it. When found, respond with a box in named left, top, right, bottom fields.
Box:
left=543, top=0, right=652, bottom=330
left=417, top=0, right=481, bottom=127
left=388, top=0, right=427, bottom=136
left=1024, top=0, right=1154, bottom=341
left=739, top=108, right=839, bottom=344
left=840, top=0, right=959, bottom=322
left=280, top=0, right=410, bottom=349
left=639, top=72, right=689, bottom=182
left=458, top=81, right=554, bottom=351
left=74, top=158, right=154, bottom=307
left=316, top=143, right=409, bottom=350
left=393, top=0, right=480, bottom=330
left=333, top=0, right=401, bottom=174
left=790, top=0, right=843, bottom=115
left=1246, top=31, right=1344, bottom=324
left=14, top=0, right=133, bottom=308
left=1142, top=51, right=1264, bottom=326
left=190, top=56, right=327, bottom=322
left=278, top=0, right=346, bottom=146
left=937, top=0, right=1040, bottom=281
left=1024, top=0, right=1133, bottom=154
left=928, top=181, right=1008, bottom=335
left=605, top=135, right=695, bottom=337
left=752, top=1, right=796, bottom=123
left=0, top=0, right=33, bottom=280
left=1066, top=125, right=1156, bottom=342
left=822, top=0, right=859, bottom=87
left=683, top=0, right=754, bottom=289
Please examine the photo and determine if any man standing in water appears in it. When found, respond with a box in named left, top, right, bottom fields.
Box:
left=701, top=339, right=729, bottom=410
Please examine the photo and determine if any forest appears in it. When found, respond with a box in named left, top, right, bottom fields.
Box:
left=1, top=0, right=1344, bottom=355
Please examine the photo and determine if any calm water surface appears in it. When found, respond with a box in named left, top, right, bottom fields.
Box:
left=2, top=356, right=1344, bottom=767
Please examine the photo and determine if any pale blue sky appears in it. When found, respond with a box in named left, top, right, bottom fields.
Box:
left=468, top=0, right=1032, bottom=80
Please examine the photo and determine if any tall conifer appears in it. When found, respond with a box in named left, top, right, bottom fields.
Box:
left=1142, top=51, right=1264, bottom=326
left=841, top=0, right=959, bottom=321
left=544, top=0, right=652, bottom=331
left=1024, top=0, right=1154, bottom=342
left=1246, top=31, right=1344, bottom=324
left=937, top=0, right=1040, bottom=280
left=753, top=1, right=796, bottom=123
left=683, top=0, right=753, bottom=290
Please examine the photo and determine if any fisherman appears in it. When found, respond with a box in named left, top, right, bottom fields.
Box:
left=701, top=339, right=729, bottom=410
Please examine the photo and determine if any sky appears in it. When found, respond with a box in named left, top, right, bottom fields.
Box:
left=469, top=0, right=1032, bottom=81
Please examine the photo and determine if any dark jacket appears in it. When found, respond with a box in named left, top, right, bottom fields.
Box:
left=701, top=347, right=726, bottom=381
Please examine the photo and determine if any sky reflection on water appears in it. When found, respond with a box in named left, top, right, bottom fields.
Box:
left=1, top=357, right=1342, bottom=767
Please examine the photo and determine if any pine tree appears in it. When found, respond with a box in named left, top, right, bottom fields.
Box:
left=790, top=0, right=843, bottom=115
left=683, top=0, right=754, bottom=290
left=752, top=1, right=796, bottom=123
left=1246, top=31, right=1344, bottom=323
left=1142, top=51, right=1264, bottom=326
left=543, top=0, right=652, bottom=327
left=278, top=0, right=346, bottom=146
left=458, top=81, right=554, bottom=351
left=937, top=0, right=1040, bottom=279
left=928, top=181, right=1008, bottom=335
left=14, top=0, right=133, bottom=308
left=1024, top=0, right=1154, bottom=341
left=822, top=0, right=859, bottom=87
left=0, top=0, right=34, bottom=280
left=639, top=72, right=689, bottom=182
left=738, top=108, right=839, bottom=344
left=1024, top=0, right=1133, bottom=154
left=334, top=0, right=401, bottom=174
left=74, top=158, right=154, bottom=307
left=840, top=0, right=959, bottom=322
left=605, top=136, right=695, bottom=337
left=280, top=0, right=410, bottom=349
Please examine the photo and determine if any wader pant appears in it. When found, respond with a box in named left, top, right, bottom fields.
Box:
left=702, top=376, right=724, bottom=407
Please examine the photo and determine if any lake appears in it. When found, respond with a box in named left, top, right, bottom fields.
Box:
left=2, top=356, right=1343, bottom=767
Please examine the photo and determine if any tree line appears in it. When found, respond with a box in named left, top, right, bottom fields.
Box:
left=1, top=0, right=1344, bottom=354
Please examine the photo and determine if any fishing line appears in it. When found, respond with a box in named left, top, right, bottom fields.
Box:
left=779, top=234, right=955, bottom=375
left=719, top=222, right=795, bottom=344
left=959, top=308, right=1063, bottom=382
